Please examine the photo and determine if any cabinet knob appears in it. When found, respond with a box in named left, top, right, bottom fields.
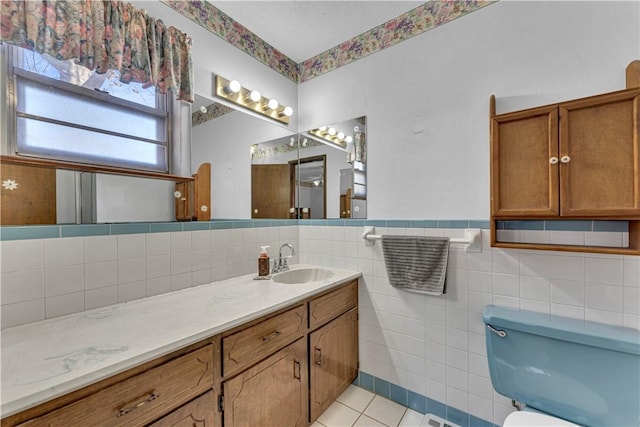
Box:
left=549, top=157, right=559, bottom=164
left=560, top=155, right=571, bottom=164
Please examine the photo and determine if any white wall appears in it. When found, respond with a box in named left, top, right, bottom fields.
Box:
left=298, top=1, right=640, bottom=220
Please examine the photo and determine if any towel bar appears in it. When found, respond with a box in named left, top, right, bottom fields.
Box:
left=362, top=227, right=482, bottom=252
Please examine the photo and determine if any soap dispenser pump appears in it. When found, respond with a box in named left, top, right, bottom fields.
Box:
left=258, top=246, right=270, bottom=277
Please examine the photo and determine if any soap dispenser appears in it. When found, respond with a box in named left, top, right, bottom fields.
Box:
left=258, top=246, right=270, bottom=277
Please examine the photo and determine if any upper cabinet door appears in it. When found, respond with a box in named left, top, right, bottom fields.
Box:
left=559, top=90, right=640, bottom=217
left=491, top=105, right=559, bottom=217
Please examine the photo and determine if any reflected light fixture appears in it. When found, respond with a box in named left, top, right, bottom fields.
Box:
left=215, top=75, right=293, bottom=124
left=309, top=125, right=352, bottom=148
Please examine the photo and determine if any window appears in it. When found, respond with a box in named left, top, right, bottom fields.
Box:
left=5, top=45, right=171, bottom=173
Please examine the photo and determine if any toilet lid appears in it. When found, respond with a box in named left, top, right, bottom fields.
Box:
left=504, top=411, right=580, bottom=427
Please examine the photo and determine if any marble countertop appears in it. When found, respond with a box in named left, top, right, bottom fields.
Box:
left=1, top=265, right=360, bottom=417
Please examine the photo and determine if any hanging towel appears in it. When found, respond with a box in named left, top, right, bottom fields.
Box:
left=381, top=235, right=449, bottom=296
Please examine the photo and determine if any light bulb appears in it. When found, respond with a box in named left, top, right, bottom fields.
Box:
left=328, top=127, right=337, bottom=136
left=289, top=137, right=295, bottom=147
left=345, top=135, right=353, bottom=143
left=249, top=90, right=261, bottom=102
left=199, top=106, right=207, bottom=114
left=267, top=99, right=279, bottom=110
left=319, top=126, right=328, bottom=132
left=227, top=80, right=241, bottom=93
left=337, top=132, right=345, bottom=139
left=283, top=106, right=293, bottom=117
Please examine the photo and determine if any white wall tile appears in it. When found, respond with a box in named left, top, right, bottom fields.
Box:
left=493, top=273, right=519, bottom=297
left=623, top=258, right=640, bottom=287
left=191, top=230, right=211, bottom=251
left=520, top=276, right=550, bottom=301
left=45, top=265, right=84, bottom=297
left=1, top=269, right=44, bottom=304
left=170, top=253, right=191, bottom=275
left=45, top=238, right=83, bottom=267
left=45, top=292, right=84, bottom=317
left=118, top=258, right=146, bottom=284
left=85, top=286, right=117, bottom=310
left=117, top=234, right=145, bottom=259
left=84, top=236, right=117, bottom=263
left=585, top=257, right=623, bottom=286
left=146, top=232, right=170, bottom=256
left=146, top=255, right=170, bottom=279
left=170, top=231, right=191, bottom=253
left=2, top=239, right=44, bottom=273
left=550, top=279, right=584, bottom=306
left=117, top=281, right=146, bottom=303
left=585, top=283, right=623, bottom=312
left=171, top=272, right=192, bottom=291
left=146, top=276, right=171, bottom=297
left=549, top=254, right=584, bottom=281
left=2, top=299, right=45, bottom=328
left=84, top=261, right=117, bottom=290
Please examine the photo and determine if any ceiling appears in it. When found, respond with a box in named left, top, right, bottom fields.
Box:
left=208, top=1, right=425, bottom=63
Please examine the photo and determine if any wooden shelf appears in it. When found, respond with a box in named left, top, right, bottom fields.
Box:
left=0, top=155, right=194, bottom=183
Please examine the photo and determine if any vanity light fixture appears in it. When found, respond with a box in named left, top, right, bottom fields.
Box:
left=308, top=125, right=351, bottom=148
left=214, top=75, right=293, bottom=124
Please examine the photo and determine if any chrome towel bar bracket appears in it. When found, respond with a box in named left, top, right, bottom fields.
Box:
left=362, top=226, right=482, bottom=252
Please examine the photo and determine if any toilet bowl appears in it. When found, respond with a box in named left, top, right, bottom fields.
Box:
left=503, top=410, right=579, bottom=427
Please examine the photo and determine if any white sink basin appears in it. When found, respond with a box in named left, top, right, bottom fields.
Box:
left=272, top=268, right=335, bottom=284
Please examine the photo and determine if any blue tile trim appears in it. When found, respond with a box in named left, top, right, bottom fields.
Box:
left=2, top=218, right=629, bottom=240
left=545, top=220, right=591, bottom=231
left=358, top=370, right=494, bottom=427
left=593, top=221, right=629, bottom=232
left=61, top=224, right=110, bottom=237
left=0, top=225, right=60, bottom=240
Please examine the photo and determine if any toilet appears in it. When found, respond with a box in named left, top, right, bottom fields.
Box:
left=483, top=305, right=640, bottom=427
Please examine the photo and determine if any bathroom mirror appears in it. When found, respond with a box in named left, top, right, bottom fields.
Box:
left=247, top=116, right=367, bottom=219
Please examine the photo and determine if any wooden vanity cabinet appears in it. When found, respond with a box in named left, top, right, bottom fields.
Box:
left=308, top=282, right=359, bottom=423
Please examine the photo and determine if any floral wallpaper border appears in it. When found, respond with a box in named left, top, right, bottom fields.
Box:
left=192, top=102, right=234, bottom=126
left=162, top=0, right=495, bottom=84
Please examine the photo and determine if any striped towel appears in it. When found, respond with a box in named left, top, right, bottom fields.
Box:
left=381, top=235, right=449, bottom=296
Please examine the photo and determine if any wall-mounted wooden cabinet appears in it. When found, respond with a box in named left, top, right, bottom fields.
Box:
left=490, top=86, right=640, bottom=255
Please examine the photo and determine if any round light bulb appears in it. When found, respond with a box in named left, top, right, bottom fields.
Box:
left=328, top=127, right=337, bottom=136
left=289, top=137, right=295, bottom=147
left=337, top=132, right=345, bottom=139
left=249, top=90, right=261, bottom=102
left=228, top=80, right=241, bottom=93
left=199, top=106, right=207, bottom=114
left=267, top=99, right=279, bottom=110
left=283, top=106, right=293, bottom=117
left=345, top=135, right=353, bottom=143
left=319, top=126, right=328, bottom=132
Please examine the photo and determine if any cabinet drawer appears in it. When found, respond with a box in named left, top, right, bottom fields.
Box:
left=222, top=304, right=305, bottom=377
left=148, top=390, right=216, bottom=427
left=309, top=281, right=358, bottom=330
left=19, top=345, right=214, bottom=427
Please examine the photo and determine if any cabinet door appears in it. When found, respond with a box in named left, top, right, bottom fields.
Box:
left=223, top=338, right=307, bottom=427
left=149, top=391, right=215, bottom=427
left=309, top=308, right=358, bottom=422
left=559, top=90, right=640, bottom=217
left=491, top=105, right=560, bottom=217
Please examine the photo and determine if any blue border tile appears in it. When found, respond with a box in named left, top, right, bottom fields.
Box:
left=387, top=220, right=411, bottom=228
left=149, top=222, right=183, bottom=233
left=61, top=224, right=110, bottom=237
left=364, top=220, right=386, bottom=227
left=390, top=383, right=408, bottom=406
left=592, top=221, right=628, bottom=232
left=0, top=225, right=60, bottom=240
left=407, top=391, right=426, bottom=414
left=110, top=223, right=150, bottom=235
left=426, top=398, right=447, bottom=420
left=470, top=415, right=495, bottom=427
left=373, top=378, right=390, bottom=398
left=410, top=220, right=438, bottom=228
left=232, top=221, right=254, bottom=229
left=503, top=220, right=544, bottom=230
left=468, top=220, right=490, bottom=229
left=182, top=222, right=210, bottom=231
left=358, top=372, right=374, bottom=392
left=545, top=220, right=591, bottom=231
left=447, top=406, right=469, bottom=427
left=327, top=219, right=346, bottom=226
left=344, top=219, right=365, bottom=226
left=437, top=220, right=468, bottom=229
left=210, top=221, right=232, bottom=230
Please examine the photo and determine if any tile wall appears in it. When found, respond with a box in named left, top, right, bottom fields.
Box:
left=298, top=223, right=640, bottom=426
left=0, top=222, right=298, bottom=328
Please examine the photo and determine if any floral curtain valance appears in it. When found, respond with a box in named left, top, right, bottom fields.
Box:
left=0, top=0, right=193, bottom=102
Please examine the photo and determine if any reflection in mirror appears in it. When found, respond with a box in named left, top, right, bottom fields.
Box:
left=191, top=95, right=295, bottom=219
left=299, top=117, right=367, bottom=219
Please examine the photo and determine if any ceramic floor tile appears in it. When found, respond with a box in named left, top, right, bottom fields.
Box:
left=337, top=384, right=376, bottom=412
left=363, top=395, right=407, bottom=427
left=398, top=409, right=425, bottom=427
left=353, top=414, right=388, bottom=426
left=317, top=401, right=362, bottom=427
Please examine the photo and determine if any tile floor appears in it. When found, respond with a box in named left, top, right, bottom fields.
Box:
left=313, top=385, right=426, bottom=427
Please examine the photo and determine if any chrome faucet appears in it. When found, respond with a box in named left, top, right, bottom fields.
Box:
left=273, top=243, right=295, bottom=273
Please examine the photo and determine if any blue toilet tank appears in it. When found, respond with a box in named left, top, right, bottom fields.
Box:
left=483, top=305, right=640, bottom=427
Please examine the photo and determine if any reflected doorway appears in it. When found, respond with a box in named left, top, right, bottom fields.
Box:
left=296, top=155, right=326, bottom=219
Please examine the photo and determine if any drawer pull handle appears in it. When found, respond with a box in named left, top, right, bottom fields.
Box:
left=262, top=330, right=282, bottom=343
left=117, top=392, right=159, bottom=417
left=315, top=347, right=322, bottom=366
left=293, top=360, right=301, bottom=380
left=560, top=155, right=571, bottom=164
left=549, top=157, right=559, bottom=164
